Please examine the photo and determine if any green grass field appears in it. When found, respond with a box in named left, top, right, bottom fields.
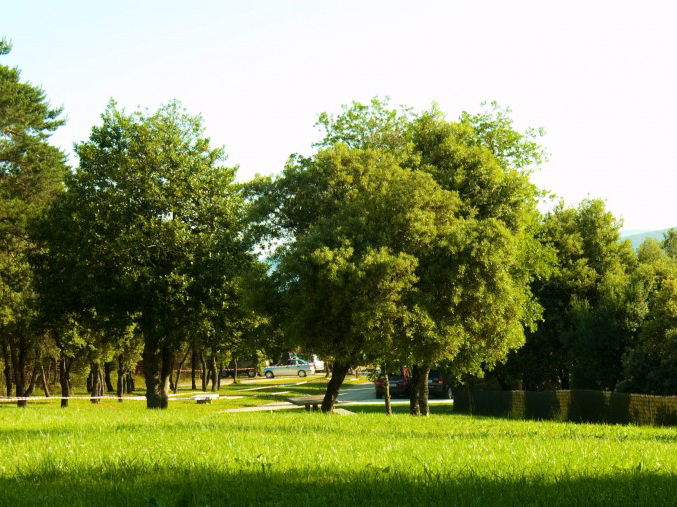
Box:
left=2, top=380, right=677, bottom=506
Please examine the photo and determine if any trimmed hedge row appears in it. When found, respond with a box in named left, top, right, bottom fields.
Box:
left=453, top=389, right=677, bottom=426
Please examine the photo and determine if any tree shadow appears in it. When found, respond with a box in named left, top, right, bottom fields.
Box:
left=0, top=466, right=675, bottom=506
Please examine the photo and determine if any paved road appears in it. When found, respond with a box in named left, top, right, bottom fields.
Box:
left=337, top=383, right=452, bottom=406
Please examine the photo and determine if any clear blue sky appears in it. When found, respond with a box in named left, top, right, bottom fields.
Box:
left=4, top=0, right=676, bottom=231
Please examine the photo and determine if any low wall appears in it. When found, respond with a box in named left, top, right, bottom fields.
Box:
left=453, top=389, right=677, bottom=426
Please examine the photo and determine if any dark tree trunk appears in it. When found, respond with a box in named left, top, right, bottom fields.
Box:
left=104, top=362, right=115, bottom=392
left=200, top=352, right=208, bottom=391
left=11, top=341, right=27, bottom=407
left=218, top=363, right=223, bottom=389
left=321, top=361, right=350, bottom=413
left=172, top=350, right=189, bottom=395
left=231, top=358, right=238, bottom=385
left=2, top=339, right=11, bottom=398
left=40, top=363, right=50, bottom=397
left=143, top=336, right=173, bottom=409
left=98, top=367, right=104, bottom=397
left=409, top=364, right=421, bottom=415
left=383, top=371, right=392, bottom=416
left=117, top=354, right=126, bottom=401
left=210, top=353, right=218, bottom=392
left=126, top=372, right=135, bottom=393
left=160, top=345, right=173, bottom=406
left=191, top=346, right=197, bottom=390
left=86, top=371, right=93, bottom=393
left=90, top=363, right=101, bottom=404
left=416, top=364, right=431, bottom=416
left=23, top=363, right=39, bottom=399
left=59, top=357, right=72, bottom=408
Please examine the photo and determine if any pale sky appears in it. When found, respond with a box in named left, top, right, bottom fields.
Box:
left=3, top=0, right=676, bottom=231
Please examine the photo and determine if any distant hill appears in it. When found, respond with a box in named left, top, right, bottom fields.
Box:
left=620, top=227, right=676, bottom=249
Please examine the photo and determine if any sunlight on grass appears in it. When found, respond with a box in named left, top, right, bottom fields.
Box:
left=2, top=394, right=677, bottom=506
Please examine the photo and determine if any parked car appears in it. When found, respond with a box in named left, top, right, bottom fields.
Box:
left=374, top=368, right=410, bottom=398
left=428, top=369, right=453, bottom=400
left=264, top=359, right=315, bottom=378
left=220, top=359, right=259, bottom=378
left=309, top=354, right=325, bottom=372
left=374, top=368, right=452, bottom=399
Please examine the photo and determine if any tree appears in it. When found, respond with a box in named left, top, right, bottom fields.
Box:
left=0, top=37, right=66, bottom=406
left=37, top=100, right=247, bottom=408
left=266, top=146, right=456, bottom=411
left=252, top=99, right=547, bottom=414
left=616, top=236, right=677, bottom=394
left=496, top=199, right=635, bottom=390
left=298, top=99, right=547, bottom=415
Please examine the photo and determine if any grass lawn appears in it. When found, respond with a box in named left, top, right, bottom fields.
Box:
left=2, top=382, right=677, bottom=506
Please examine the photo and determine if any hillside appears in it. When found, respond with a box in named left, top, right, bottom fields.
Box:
left=620, top=227, right=676, bottom=249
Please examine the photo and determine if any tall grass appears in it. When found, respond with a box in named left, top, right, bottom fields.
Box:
left=1, top=391, right=677, bottom=506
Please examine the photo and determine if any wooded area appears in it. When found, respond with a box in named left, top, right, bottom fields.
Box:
left=3, top=37, right=677, bottom=414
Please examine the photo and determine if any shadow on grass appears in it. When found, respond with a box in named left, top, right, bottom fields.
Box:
left=342, top=403, right=454, bottom=416
left=0, top=465, right=675, bottom=507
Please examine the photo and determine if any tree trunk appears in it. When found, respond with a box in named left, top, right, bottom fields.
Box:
left=2, top=339, right=11, bottom=398
left=117, top=354, right=126, bottom=402
left=191, top=346, right=197, bottom=390
left=321, top=361, right=350, bottom=413
left=231, top=358, right=238, bottom=385
left=143, top=336, right=172, bottom=409
left=172, top=350, right=189, bottom=395
left=90, top=363, right=101, bottom=404
left=86, top=370, right=93, bottom=393
left=160, top=345, right=173, bottom=406
left=23, top=363, right=39, bottom=398
left=104, top=362, right=115, bottom=392
left=416, top=364, right=431, bottom=416
left=59, top=357, right=71, bottom=408
left=11, top=342, right=27, bottom=408
left=383, top=370, right=392, bottom=416
left=210, top=353, right=218, bottom=392
left=200, top=352, right=208, bottom=391
left=409, top=364, right=421, bottom=416
left=168, top=353, right=176, bottom=392
left=40, top=362, right=50, bottom=397
left=126, top=372, right=135, bottom=393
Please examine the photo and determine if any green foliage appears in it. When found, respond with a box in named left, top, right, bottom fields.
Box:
left=271, top=146, right=455, bottom=363
left=458, top=101, right=548, bottom=173
left=34, top=100, right=249, bottom=406
left=251, top=98, right=548, bottom=388
left=617, top=243, right=677, bottom=395
left=313, top=96, right=415, bottom=161
left=496, top=199, right=633, bottom=390
left=0, top=38, right=66, bottom=395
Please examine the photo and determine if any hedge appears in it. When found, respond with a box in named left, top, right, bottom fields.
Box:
left=453, top=389, right=677, bottom=426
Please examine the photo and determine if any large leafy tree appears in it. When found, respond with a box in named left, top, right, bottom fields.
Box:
left=0, top=38, right=66, bottom=405
left=253, top=99, right=547, bottom=414
left=38, top=100, right=247, bottom=408
left=266, top=146, right=458, bottom=411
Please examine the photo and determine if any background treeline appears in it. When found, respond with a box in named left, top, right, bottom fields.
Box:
left=2, top=37, right=675, bottom=414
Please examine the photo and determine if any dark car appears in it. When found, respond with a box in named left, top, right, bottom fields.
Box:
left=375, top=368, right=410, bottom=398
left=220, top=359, right=259, bottom=378
left=374, top=368, right=452, bottom=399
left=427, top=369, right=453, bottom=399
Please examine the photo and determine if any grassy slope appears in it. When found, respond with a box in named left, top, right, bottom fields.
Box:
left=1, top=384, right=677, bottom=506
